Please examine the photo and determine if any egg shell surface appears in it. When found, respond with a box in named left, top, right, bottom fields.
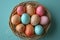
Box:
left=16, top=24, right=25, bottom=33
left=21, top=13, right=30, bottom=24
left=40, top=16, right=49, bottom=25
left=25, top=24, right=34, bottom=37
left=36, top=5, right=45, bottom=16
left=17, top=6, right=25, bottom=15
left=11, top=15, right=20, bottom=25
left=26, top=4, right=35, bottom=16
left=35, top=25, right=44, bottom=35
left=31, top=14, right=40, bottom=26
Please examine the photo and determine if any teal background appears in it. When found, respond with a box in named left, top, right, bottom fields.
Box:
left=0, top=0, right=60, bottom=40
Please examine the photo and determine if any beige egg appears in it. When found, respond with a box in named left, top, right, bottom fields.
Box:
left=26, top=4, right=35, bottom=16
left=11, top=15, right=20, bottom=25
left=16, top=24, right=25, bottom=33
left=31, top=14, right=40, bottom=26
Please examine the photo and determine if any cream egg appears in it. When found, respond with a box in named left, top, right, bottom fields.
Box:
left=31, top=14, right=40, bottom=26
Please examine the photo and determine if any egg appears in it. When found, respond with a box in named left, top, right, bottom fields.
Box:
left=17, top=6, right=25, bottom=15
left=25, top=24, right=34, bottom=37
left=11, top=15, right=20, bottom=25
left=31, top=14, right=40, bottom=26
left=21, top=13, right=30, bottom=24
left=35, top=25, right=44, bottom=35
left=40, top=16, right=49, bottom=25
left=36, top=5, right=45, bottom=16
left=16, top=24, right=25, bottom=33
left=26, top=4, right=35, bottom=16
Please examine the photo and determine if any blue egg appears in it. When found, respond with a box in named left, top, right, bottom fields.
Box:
left=21, top=13, right=30, bottom=24
left=35, top=25, right=44, bottom=35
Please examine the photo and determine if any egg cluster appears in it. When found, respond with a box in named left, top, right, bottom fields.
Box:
left=11, top=3, right=50, bottom=37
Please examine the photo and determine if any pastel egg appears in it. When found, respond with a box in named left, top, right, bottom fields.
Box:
left=11, top=15, right=20, bottom=25
left=21, top=13, right=30, bottom=24
left=31, top=14, right=40, bottom=26
left=17, top=6, right=25, bottom=15
left=40, top=16, right=49, bottom=25
left=16, top=24, right=25, bottom=33
left=25, top=24, right=34, bottom=37
left=35, top=25, right=44, bottom=35
left=36, top=5, right=45, bottom=16
left=26, top=4, right=35, bottom=16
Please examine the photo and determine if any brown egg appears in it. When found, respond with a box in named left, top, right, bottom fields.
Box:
left=16, top=24, right=25, bottom=33
left=26, top=4, right=35, bottom=16
left=11, top=15, right=20, bottom=25
left=25, top=24, right=34, bottom=37
left=31, top=14, right=40, bottom=26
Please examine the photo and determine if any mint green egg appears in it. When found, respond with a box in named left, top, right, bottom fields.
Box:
left=35, top=25, right=44, bottom=35
left=21, top=13, right=30, bottom=24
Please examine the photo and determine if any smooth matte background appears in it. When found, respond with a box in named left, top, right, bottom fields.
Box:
left=0, top=0, right=60, bottom=40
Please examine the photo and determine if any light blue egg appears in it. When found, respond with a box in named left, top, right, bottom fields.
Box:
left=21, top=13, right=30, bottom=24
left=35, top=25, right=44, bottom=35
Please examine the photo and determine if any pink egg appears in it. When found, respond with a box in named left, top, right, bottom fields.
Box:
left=17, top=6, right=25, bottom=15
left=36, top=5, right=45, bottom=16
left=40, top=16, right=49, bottom=25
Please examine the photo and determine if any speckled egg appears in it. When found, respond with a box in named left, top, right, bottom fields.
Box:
left=21, top=13, right=30, bottom=24
left=35, top=25, right=44, bottom=35
left=26, top=4, right=35, bottom=16
left=11, top=15, right=20, bottom=25
left=40, top=16, right=49, bottom=25
left=25, top=24, right=34, bottom=37
left=17, top=6, right=25, bottom=15
left=16, top=24, right=25, bottom=33
left=31, top=14, right=40, bottom=26
left=36, top=5, right=45, bottom=16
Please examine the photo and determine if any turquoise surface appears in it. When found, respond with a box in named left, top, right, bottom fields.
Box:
left=21, top=13, right=30, bottom=24
left=35, top=25, right=44, bottom=35
left=0, top=0, right=60, bottom=40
